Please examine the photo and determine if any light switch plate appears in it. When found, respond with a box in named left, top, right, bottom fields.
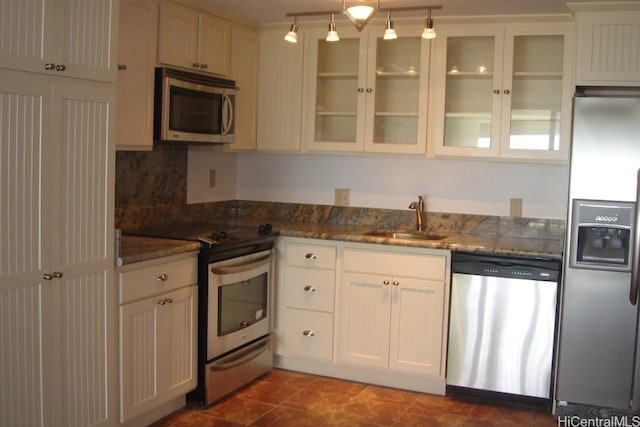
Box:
left=335, top=188, right=350, bottom=206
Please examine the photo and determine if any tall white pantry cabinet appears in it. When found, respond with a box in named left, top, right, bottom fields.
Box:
left=0, top=0, right=118, bottom=426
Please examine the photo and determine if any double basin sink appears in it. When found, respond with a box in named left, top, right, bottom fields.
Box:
left=364, top=230, right=447, bottom=241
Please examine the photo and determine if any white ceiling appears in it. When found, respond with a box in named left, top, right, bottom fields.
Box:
left=206, top=0, right=616, bottom=24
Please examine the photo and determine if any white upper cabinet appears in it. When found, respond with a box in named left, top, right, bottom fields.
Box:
left=572, top=7, right=640, bottom=85
left=158, top=1, right=231, bottom=76
left=429, top=22, right=573, bottom=162
left=302, top=24, right=431, bottom=154
left=0, top=0, right=117, bottom=82
left=256, top=29, right=304, bottom=152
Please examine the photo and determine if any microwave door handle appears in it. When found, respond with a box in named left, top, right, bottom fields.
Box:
left=222, top=94, right=233, bottom=136
left=631, top=168, right=640, bottom=305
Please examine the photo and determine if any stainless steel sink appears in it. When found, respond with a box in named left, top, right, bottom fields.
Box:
left=364, top=230, right=447, bottom=241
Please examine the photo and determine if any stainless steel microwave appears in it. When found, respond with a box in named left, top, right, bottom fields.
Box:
left=154, top=68, right=236, bottom=144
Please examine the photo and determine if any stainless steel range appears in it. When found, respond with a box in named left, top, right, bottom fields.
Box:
left=130, top=222, right=278, bottom=405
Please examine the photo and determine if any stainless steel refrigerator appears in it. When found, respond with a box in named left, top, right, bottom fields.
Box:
left=555, top=87, right=640, bottom=417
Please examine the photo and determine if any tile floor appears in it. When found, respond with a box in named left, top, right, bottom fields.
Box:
left=151, top=369, right=558, bottom=426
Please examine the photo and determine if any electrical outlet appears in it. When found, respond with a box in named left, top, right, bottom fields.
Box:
left=208, top=169, right=216, bottom=188
left=510, top=198, right=523, bottom=217
left=335, top=188, right=351, bottom=206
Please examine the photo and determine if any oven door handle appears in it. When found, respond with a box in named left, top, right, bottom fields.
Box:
left=209, top=336, right=271, bottom=371
left=211, top=253, right=271, bottom=275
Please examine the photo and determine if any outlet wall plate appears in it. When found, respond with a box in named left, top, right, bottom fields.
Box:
left=335, top=188, right=350, bottom=206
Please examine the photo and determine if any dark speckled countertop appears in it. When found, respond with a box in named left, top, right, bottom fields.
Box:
left=119, top=221, right=563, bottom=266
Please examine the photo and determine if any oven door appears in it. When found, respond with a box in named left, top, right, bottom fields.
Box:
left=208, top=250, right=272, bottom=361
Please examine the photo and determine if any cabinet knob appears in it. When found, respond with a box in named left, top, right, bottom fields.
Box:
left=55, top=64, right=66, bottom=72
left=493, top=89, right=500, bottom=94
left=193, top=62, right=200, bottom=68
left=165, top=298, right=173, bottom=304
left=44, top=63, right=56, bottom=70
left=118, top=64, right=127, bottom=71
left=302, top=330, right=315, bottom=337
left=200, top=63, right=208, bottom=69
left=366, top=88, right=373, bottom=93
left=53, top=272, right=63, bottom=279
left=392, top=280, right=400, bottom=286
left=358, top=88, right=364, bottom=92
left=158, top=299, right=166, bottom=305
left=383, top=280, right=390, bottom=286
left=503, top=89, right=511, bottom=95
left=304, top=285, right=316, bottom=292
left=157, top=273, right=168, bottom=282
left=305, top=253, right=317, bottom=259
left=43, top=273, right=53, bottom=280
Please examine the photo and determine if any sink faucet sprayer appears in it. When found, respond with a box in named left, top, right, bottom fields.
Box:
left=408, top=196, right=425, bottom=232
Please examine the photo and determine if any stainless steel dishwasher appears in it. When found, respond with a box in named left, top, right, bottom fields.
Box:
left=447, top=252, right=561, bottom=405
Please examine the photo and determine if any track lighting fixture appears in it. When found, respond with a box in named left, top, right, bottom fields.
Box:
left=422, top=9, right=436, bottom=39
left=284, top=4, right=441, bottom=42
left=326, top=13, right=340, bottom=42
left=383, top=11, right=397, bottom=40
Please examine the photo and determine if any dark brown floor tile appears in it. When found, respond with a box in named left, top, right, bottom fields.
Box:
left=411, top=394, right=476, bottom=416
left=399, top=405, right=469, bottom=427
left=202, top=396, right=276, bottom=425
left=281, top=387, right=355, bottom=411
left=249, top=405, right=325, bottom=427
left=234, top=378, right=302, bottom=405
left=260, top=369, right=320, bottom=388
left=342, top=398, right=408, bottom=425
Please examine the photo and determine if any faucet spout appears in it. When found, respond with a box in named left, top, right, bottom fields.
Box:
left=408, top=196, right=425, bottom=232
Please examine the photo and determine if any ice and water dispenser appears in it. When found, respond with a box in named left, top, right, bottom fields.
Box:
left=569, top=199, right=636, bottom=271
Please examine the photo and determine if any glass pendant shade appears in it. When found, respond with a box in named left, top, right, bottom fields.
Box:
left=284, top=23, right=298, bottom=43
left=383, top=12, right=397, bottom=40
left=422, top=17, right=436, bottom=39
left=326, top=14, right=340, bottom=42
left=343, top=0, right=378, bottom=31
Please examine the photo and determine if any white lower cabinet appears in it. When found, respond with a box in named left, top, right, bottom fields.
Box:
left=339, top=246, right=448, bottom=376
left=275, top=237, right=450, bottom=394
left=118, top=253, right=198, bottom=424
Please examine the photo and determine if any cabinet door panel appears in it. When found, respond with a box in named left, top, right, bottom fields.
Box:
left=228, top=26, right=258, bottom=151
left=158, top=1, right=198, bottom=69
left=198, top=14, right=231, bottom=76
left=338, top=272, right=391, bottom=368
left=389, top=278, right=444, bottom=375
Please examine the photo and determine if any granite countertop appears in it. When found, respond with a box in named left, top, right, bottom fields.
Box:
left=119, top=221, right=563, bottom=266
left=118, top=235, right=201, bottom=265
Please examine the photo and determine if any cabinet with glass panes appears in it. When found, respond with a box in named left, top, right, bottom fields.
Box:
left=303, top=24, right=430, bottom=154
left=429, top=22, right=572, bottom=162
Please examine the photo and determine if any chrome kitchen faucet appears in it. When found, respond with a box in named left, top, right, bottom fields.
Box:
left=408, top=196, right=425, bottom=232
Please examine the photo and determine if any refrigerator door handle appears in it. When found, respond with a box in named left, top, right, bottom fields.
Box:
left=630, top=169, right=640, bottom=305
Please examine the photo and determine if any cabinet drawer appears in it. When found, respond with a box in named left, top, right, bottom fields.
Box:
left=284, top=308, right=333, bottom=360
left=285, top=267, right=335, bottom=312
left=120, top=257, right=197, bottom=304
left=287, top=242, right=336, bottom=269
left=344, top=247, right=447, bottom=281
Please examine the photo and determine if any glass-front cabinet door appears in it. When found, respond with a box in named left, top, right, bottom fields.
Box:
left=303, top=25, right=430, bottom=154
left=430, top=22, right=572, bottom=162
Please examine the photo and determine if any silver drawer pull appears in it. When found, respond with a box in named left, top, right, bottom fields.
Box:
left=305, top=253, right=317, bottom=259
left=302, top=330, right=315, bottom=337
left=304, top=285, right=316, bottom=292
left=157, top=273, right=168, bottom=282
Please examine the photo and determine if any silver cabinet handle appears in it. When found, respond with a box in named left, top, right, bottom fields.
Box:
left=302, top=330, right=315, bottom=336
left=392, top=280, right=400, bottom=286
left=383, top=280, right=390, bottom=286
left=53, top=272, right=63, bottom=279
left=45, top=63, right=56, bottom=70
left=55, top=64, right=66, bottom=72
left=118, top=64, right=127, bottom=70
left=631, top=168, right=640, bottom=305
left=305, top=253, right=317, bottom=259
left=157, top=273, right=168, bottom=282
left=43, top=273, right=53, bottom=280
left=503, top=89, right=510, bottom=95
left=304, top=285, right=316, bottom=292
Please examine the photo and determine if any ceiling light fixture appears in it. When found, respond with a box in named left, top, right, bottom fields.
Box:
left=326, top=13, right=340, bottom=42
left=422, top=8, right=436, bottom=39
left=284, top=16, right=299, bottom=43
left=383, top=10, right=397, bottom=40
left=284, top=4, right=441, bottom=41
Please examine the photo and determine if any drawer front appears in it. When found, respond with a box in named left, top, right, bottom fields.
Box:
left=284, top=308, right=333, bottom=360
left=120, top=257, right=197, bottom=304
left=344, top=247, right=447, bottom=281
left=287, top=242, right=336, bottom=270
left=285, top=267, right=335, bottom=312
